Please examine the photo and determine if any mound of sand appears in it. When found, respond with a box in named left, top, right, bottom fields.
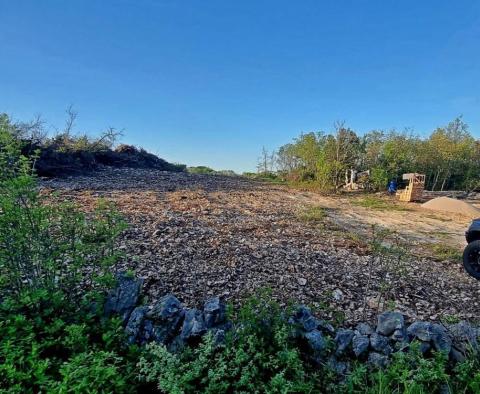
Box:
left=421, top=196, right=480, bottom=217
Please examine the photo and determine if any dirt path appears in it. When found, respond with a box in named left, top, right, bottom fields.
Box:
left=289, top=192, right=471, bottom=249
left=41, top=168, right=480, bottom=326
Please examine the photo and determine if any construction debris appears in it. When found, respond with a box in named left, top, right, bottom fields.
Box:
left=344, top=169, right=370, bottom=191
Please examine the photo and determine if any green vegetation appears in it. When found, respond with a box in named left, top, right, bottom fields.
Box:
left=352, top=196, right=413, bottom=211
left=187, top=165, right=217, bottom=174
left=0, top=289, right=139, bottom=393
left=0, top=114, right=142, bottom=392
left=139, top=294, right=325, bottom=393
left=268, top=117, right=479, bottom=192
left=138, top=293, right=480, bottom=394
left=242, top=171, right=286, bottom=183
left=188, top=166, right=237, bottom=176
left=298, top=205, right=327, bottom=223
left=430, top=243, right=463, bottom=262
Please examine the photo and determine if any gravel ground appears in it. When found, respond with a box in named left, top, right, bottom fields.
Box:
left=41, top=168, right=480, bottom=325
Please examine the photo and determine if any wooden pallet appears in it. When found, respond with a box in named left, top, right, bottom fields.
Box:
left=398, top=173, right=425, bottom=202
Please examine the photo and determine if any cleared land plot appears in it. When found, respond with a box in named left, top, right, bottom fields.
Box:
left=41, top=168, right=480, bottom=326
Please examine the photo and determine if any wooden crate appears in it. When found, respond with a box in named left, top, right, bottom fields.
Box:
left=398, top=173, right=425, bottom=202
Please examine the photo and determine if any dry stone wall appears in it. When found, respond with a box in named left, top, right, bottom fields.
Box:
left=106, top=273, right=479, bottom=374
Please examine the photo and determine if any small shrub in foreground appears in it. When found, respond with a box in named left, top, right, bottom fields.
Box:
left=138, top=294, right=325, bottom=393
left=0, top=289, right=140, bottom=393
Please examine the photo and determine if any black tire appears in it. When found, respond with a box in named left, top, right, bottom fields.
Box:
left=463, top=240, right=480, bottom=280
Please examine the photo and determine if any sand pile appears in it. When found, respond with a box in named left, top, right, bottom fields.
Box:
left=421, top=196, right=480, bottom=217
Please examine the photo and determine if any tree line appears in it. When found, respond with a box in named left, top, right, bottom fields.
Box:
left=259, top=118, right=480, bottom=192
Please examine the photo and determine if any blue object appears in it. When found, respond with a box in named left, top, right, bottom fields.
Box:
left=387, top=180, right=397, bottom=194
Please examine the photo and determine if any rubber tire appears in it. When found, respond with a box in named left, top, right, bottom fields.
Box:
left=463, top=240, right=480, bottom=280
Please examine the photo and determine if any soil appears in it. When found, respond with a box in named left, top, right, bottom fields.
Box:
left=421, top=196, right=480, bottom=218
left=40, top=168, right=480, bottom=326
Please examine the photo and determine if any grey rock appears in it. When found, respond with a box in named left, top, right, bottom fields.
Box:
left=449, top=321, right=478, bottom=351
left=368, top=352, right=389, bottom=369
left=376, top=312, right=405, bottom=336
left=431, top=324, right=452, bottom=354
left=149, top=294, right=185, bottom=344
left=141, top=319, right=154, bottom=344
left=203, top=297, right=226, bottom=328
left=356, top=322, right=374, bottom=336
left=327, top=356, right=350, bottom=375
left=290, top=305, right=317, bottom=332
left=352, top=334, right=370, bottom=357
left=335, top=329, right=355, bottom=356
left=332, top=289, right=344, bottom=301
left=209, top=328, right=227, bottom=347
left=392, top=327, right=407, bottom=342
left=125, top=306, right=148, bottom=344
left=149, top=294, right=183, bottom=321
left=297, top=277, right=307, bottom=286
left=407, top=321, right=434, bottom=342
left=104, top=273, right=143, bottom=323
left=304, top=329, right=326, bottom=353
left=450, top=347, right=466, bottom=363
left=419, top=341, right=431, bottom=354
left=370, top=332, right=392, bottom=355
left=181, top=308, right=207, bottom=341
left=317, top=319, right=335, bottom=335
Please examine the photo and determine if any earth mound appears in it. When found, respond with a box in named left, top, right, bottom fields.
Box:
left=421, top=196, right=480, bottom=217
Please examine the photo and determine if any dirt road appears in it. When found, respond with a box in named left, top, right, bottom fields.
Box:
left=41, top=168, right=480, bottom=325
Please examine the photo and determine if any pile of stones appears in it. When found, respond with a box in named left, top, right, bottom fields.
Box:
left=290, top=306, right=478, bottom=374
left=104, top=273, right=229, bottom=352
left=105, top=274, right=479, bottom=373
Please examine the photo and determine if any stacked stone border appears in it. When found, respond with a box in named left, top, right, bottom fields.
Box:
left=106, top=274, right=479, bottom=373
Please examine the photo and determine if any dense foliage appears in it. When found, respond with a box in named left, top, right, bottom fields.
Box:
left=0, top=114, right=142, bottom=392
left=0, top=115, right=127, bottom=299
left=0, top=290, right=139, bottom=393
left=271, top=118, right=480, bottom=192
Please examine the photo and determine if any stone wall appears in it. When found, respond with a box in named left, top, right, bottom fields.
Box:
left=106, top=273, right=479, bottom=373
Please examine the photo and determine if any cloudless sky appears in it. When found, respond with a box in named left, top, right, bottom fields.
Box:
left=1, top=1, right=480, bottom=172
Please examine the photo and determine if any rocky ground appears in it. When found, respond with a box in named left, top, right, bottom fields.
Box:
left=41, top=168, right=480, bottom=326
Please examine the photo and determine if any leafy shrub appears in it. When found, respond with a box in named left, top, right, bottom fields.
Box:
left=0, top=114, right=141, bottom=392
left=341, top=343, right=450, bottom=393
left=1, top=115, right=127, bottom=300
left=138, top=293, right=325, bottom=393
left=0, top=172, right=127, bottom=299
left=188, top=166, right=216, bottom=175
left=0, top=289, right=139, bottom=393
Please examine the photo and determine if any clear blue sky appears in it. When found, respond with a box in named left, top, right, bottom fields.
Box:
left=1, top=1, right=479, bottom=172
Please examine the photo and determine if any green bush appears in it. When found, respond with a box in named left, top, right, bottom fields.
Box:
left=138, top=293, right=480, bottom=394
left=341, top=343, right=450, bottom=393
left=0, top=173, right=127, bottom=299
left=0, top=114, right=140, bottom=393
left=138, top=293, right=326, bottom=393
left=0, top=289, right=140, bottom=393
left=0, top=115, right=127, bottom=300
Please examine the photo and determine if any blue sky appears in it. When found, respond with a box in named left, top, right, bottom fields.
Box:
left=1, top=1, right=479, bottom=172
